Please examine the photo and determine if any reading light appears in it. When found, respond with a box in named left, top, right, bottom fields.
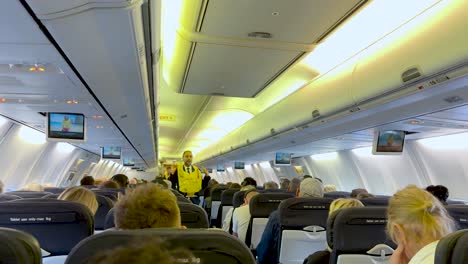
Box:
left=0, top=98, right=6, bottom=103
left=66, top=100, right=78, bottom=104
left=19, top=126, right=46, bottom=144
left=96, top=126, right=104, bottom=129
left=311, top=152, right=338, bottom=161
left=29, top=66, right=45, bottom=72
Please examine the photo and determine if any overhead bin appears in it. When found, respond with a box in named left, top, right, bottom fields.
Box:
left=163, top=0, right=367, bottom=98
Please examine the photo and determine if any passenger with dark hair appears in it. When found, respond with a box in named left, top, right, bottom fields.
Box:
left=241, top=177, right=257, bottom=188
left=280, top=178, right=290, bottom=190
left=288, top=177, right=301, bottom=193
left=111, top=174, right=129, bottom=188
left=264, top=181, right=279, bottom=190
left=302, top=175, right=312, bottom=179
left=80, top=176, right=95, bottom=186
left=356, top=192, right=375, bottom=199
left=86, top=237, right=197, bottom=264
left=426, top=185, right=449, bottom=204
left=351, top=188, right=368, bottom=198
left=201, top=174, right=211, bottom=191
left=229, top=183, right=241, bottom=189
left=99, top=180, right=120, bottom=189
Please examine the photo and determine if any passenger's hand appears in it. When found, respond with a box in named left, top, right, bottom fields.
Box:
left=389, top=244, right=410, bottom=264
left=202, top=166, right=209, bottom=174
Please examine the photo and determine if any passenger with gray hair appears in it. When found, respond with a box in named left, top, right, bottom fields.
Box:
left=279, top=178, right=290, bottom=190
left=256, top=178, right=323, bottom=264
left=264, top=181, right=279, bottom=190
left=288, top=177, right=301, bottom=193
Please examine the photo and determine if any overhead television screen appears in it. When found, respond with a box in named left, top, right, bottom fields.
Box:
left=123, top=158, right=135, bottom=166
left=47, top=113, right=85, bottom=142
left=217, top=163, right=225, bottom=172
left=275, top=152, right=292, bottom=166
left=101, top=147, right=122, bottom=160
left=373, top=130, right=406, bottom=155
left=234, top=161, right=245, bottom=170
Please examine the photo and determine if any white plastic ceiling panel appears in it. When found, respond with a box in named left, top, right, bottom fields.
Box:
left=182, top=43, right=302, bottom=97
left=200, top=0, right=366, bottom=44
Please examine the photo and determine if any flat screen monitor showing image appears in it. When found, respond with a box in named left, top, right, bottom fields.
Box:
left=47, top=113, right=86, bottom=142
left=123, top=158, right=135, bottom=166
left=234, top=161, right=245, bottom=170
left=217, top=163, right=225, bottom=172
left=101, top=146, right=122, bottom=160
left=373, top=130, right=406, bottom=155
left=275, top=152, right=292, bottom=166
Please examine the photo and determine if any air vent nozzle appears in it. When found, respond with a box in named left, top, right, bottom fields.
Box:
left=312, top=109, right=320, bottom=119
left=248, top=32, right=273, bottom=39
left=402, top=67, right=422, bottom=83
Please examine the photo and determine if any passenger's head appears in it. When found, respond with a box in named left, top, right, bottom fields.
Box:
left=86, top=237, right=196, bottom=264
left=111, top=174, right=129, bottom=188
left=264, top=181, right=279, bottom=190
left=323, top=184, right=337, bottom=193
left=99, top=180, right=120, bottom=189
left=280, top=178, right=290, bottom=190
left=298, top=178, right=323, bottom=198
left=241, top=177, right=257, bottom=188
left=129, top=178, right=138, bottom=185
left=244, top=190, right=259, bottom=205
left=387, top=185, right=455, bottom=256
left=114, top=183, right=181, bottom=229
left=351, top=188, right=368, bottom=198
left=152, top=177, right=168, bottom=188
left=208, top=179, right=218, bottom=187
left=182, top=150, right=193, bottom=167
left=329, top=198, right=364, bottom=215
left=58, top=186, right=98, bottom=215
left=0, top=180, right=3, bottom=193
left=80, top=176, right=95, bottom=186
left=288, top=177, right=301, bottom=193
left=356, top=192, right=375, bottom=199
left=229, top=183, right=241, bottom=189
left=426, top=185, right=449, bottom=203
left=94, top=177, right=107, bottom=185
left=21, top=182, right=44, bottom=192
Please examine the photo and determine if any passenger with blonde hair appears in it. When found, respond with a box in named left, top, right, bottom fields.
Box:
left=58, top=186, right=98, bottom=215
left=387, top=185, right=456, bottom=264
left=114, top=183, right=181, bottom=229
left=323, top=184, right=337, bottom=193
left=21, top=182, right=44, bottom=192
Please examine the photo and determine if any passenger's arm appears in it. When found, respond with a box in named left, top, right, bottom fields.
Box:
left=256, top=211, right=280, bottom=264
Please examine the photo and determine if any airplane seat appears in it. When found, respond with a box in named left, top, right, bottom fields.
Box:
left=451, top=230, right=468, bottom=263
left=210, top=186, right=228, bottom=227
left=91, top=190, right=118, bottom=201
left=44, top=187, right=66, bottom=194
left=360, top=197, right=389, bottom=207
left=0, top=199, right=94, bottom=256
left=218, top=189, right=240, bottom=226
left=178, top=203, right=209, bottom=228
left=278, top=197, right=333, bottom=264
left=245, top=192, right=295, bottom=249
left=329, top=207, right=395, bottom=264
left=177, top=195, right=192, bottom=203
left=446, top=205, right=468, bottom=229
left=94, top=195, right=114, bottom=230
left=434, top=229, right=468, bottom=264
left=233, top=191, right=247, bottom=209
left=323, top=192, right=350, bottom=199
left=104, top=202, right=210, bottom=229
left=65, top=229, right=255, bottom=264
left=171, top=189, right=184, bottom=197
left=43, top=193, right=60, bottom=199
left=5, top=191, right=53, bottom=199
left=0, top=227, right=41, bottom=264
left=446, top=200, right=465, bottom=205
left=0, top=194, right=22, bottom=201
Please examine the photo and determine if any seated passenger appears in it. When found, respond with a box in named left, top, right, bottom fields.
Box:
left=388, top=185, right=455, bottom=264
left=241, top=177, right=257, bottom=188
left=351, top=188, right=368, bottom=198
left=257, top=178, right=323, bottom=264
left=426, top=185, right=449, bottom=204
left=80, top=176, right=95, bottom=186
left=232, top=190, right=259, bottom=243
left=222, top=185, right=256, bottom=232
left=94, top=177, right=107, bottom=186
left=87, top=237, right=196, bottom=264
left=323, top=184, right=337, bottom=193
left=280, top=178, right=290, bottom=190
left=99, top=180, right=120, bottom=189
left=356, top=192, right=375, bottom=199
left=20, top=182, right=44, bottom=192
left=264, top=181, right=279, bottom=190
left=303, top=198, right=364, bottom=264
left=111, top=174, right=129, bottom=188
left=114, top=183, right=181, bottom=229
left=152, top=177, right=169, bottom=188
left=58, top=186, right=98, bottom=215
left=288, top=177, right=301, bottom=193
left=229, top=183, right=241, bottom=189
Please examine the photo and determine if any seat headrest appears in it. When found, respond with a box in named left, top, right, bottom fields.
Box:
left=171, top=189, right=183, bottom=197
left=94, top=195, right=115, bottom=230
left=249, top=193, right=295, bottom=218
left=92, top=190, right=118, bottom=201
left=446, top=205, right=468, bottom=229
left=0, top=199, right=94, bottom=255
left=0, top=227, right=41, bottom=264
left=233, top=191, right=246, bottom=208
left=279, top=197, right=333, bottom=229
left=328, top=207, right=394, bottom=252
left=360, top=197, right=389, bottom=206
left=178, top=203, right=209, bottom=228
left=323, top=191, right=350, bottom=199
left=0, top=194, right=22, bottom=201
left=5, top=191, right=53, bottom=199
left=435, top=229, right=468, bottom=264
left=211, top=187, right=228, bottom=201
left=177, top=196, right=192, bottom=203
left=43, top=193, right=60, bottom=199
left=452, top=230, right=468, bottom=263
left=221, top=189, right=240, bottom=205
left=65, top=229, right=256, bottom=264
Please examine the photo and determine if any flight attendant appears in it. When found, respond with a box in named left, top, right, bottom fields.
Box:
left=169, top=150, right=202, bottom=204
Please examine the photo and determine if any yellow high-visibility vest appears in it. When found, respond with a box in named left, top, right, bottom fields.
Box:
left=177, top=164, right=202, bottom=197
